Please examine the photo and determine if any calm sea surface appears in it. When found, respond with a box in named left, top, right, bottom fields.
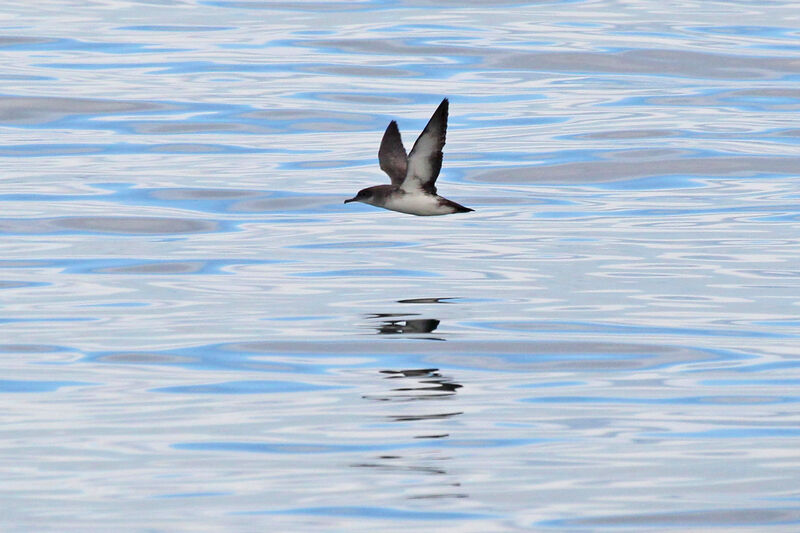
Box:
left=2, top=0, right=800, bottom=530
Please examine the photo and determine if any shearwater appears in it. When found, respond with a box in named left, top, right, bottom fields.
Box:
left=344, top=98, right=473, bottom=216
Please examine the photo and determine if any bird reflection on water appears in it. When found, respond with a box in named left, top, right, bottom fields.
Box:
left=396, top=297, right=456, bottom=305
left=370, top=315, right=442, bottom=338
left=380, top=369, right=462, bottom=407
left=353, top=302, right=467, bottom=499
left=367, top=295, right=456, bottom=339
left=355, top=367, right=466, bottom=500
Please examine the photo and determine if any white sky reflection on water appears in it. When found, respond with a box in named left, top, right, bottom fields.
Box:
left=1, top=0, right=799, bottom=530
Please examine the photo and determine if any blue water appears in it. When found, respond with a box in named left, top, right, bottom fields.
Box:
left=2, top=0, right=800, bottom=530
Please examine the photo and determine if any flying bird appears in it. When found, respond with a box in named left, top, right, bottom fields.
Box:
left=344, top=98, right=473, bottom=216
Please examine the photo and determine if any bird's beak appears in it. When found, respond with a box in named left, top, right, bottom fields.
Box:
left=344, top=197, right=356, bottom=204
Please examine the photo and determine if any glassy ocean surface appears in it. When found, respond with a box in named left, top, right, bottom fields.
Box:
left=2, top=0, right=800, bottom=530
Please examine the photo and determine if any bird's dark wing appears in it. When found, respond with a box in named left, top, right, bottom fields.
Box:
left=378, top=120, right=408, bottom=186
left=402, top=98, right=448, bottom=195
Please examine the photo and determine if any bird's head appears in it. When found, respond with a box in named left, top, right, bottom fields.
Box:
left=344, top=186, right=381, bottom=206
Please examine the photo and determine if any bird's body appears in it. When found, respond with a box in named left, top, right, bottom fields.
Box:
left=344, top=98, right=473, bottom=216
left=350, top=184, right=468, bottom=216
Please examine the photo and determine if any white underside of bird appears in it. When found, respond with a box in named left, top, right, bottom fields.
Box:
left=381, top=191, right=456, bottom=216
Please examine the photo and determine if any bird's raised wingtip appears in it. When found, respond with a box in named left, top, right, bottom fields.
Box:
left=433, top=98, right=449, bottom=122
